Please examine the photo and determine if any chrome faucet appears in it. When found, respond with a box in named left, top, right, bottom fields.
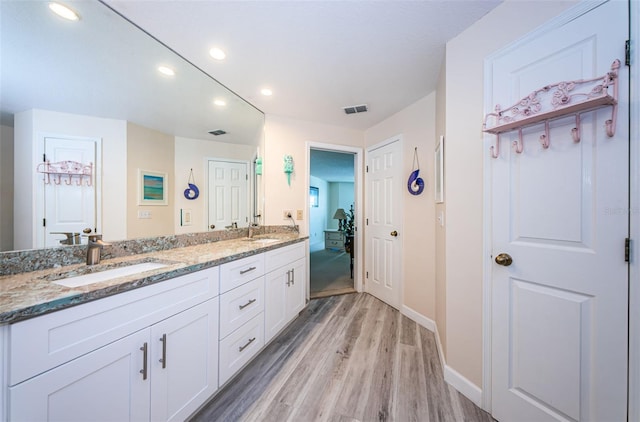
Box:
left=248, top=223, right=260, bottom=238
left=86, top=234, right=110, bottom=265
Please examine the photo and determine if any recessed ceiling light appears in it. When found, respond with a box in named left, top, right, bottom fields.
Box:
left=48, top=2, right=80, bottom=21
left=261, top=88, right=273, bottom=96
left=157, top=66, right=175, bottom=76
left=213, top=99, right=226, bottom=107
left=209, top=48, right=226, bottom=61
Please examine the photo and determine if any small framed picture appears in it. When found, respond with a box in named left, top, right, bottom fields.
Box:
left=309, top=186, right=319, bottom=207
left=138, top=169, right=168, bottom=206
left=435, top=136, right=444, bottom=203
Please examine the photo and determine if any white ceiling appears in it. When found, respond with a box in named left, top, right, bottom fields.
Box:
left=310, top=149, right=355, bottom=183
left=105, top=0, right=502, bottom=131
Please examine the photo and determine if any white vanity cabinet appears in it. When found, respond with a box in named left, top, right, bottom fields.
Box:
left=6, top=267, right=220, bottom=422
left=265, top=242, right=306, bottom=343
left=218, top=254, right=266, bottom=386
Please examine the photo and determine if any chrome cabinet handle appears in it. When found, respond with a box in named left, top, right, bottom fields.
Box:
left=140, top=342, right=148, bottom=380
left=286, top=270, right=291, bottom=286
left=240, top=266, right=256, bottom=275
left=290, top=268, right=295, bottom=285
left=239, top=298, right=257, bottom=310
left=239, top=337, right=256, bottom=352
left=159, top=334, right=167, bottom=369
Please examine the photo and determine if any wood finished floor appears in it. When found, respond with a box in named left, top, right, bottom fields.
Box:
left=190, top=293, right=494, bottom=422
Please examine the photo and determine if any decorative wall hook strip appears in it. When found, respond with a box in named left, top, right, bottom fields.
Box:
left=36, top=160, right=93, bottom=185
left=490, top=134, right=500, bottom=159
left=606, top=59, right=620, bottom=137
left=539, top=121, right=550, bottom=149
left=513, top=128, right=524, bottom=153
left=571, top=115, right=581, bottom=143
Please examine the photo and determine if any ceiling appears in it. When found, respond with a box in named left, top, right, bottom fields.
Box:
left=310, top=150, right=355, bottom=183
left=105, top=0, right=502, bottom=131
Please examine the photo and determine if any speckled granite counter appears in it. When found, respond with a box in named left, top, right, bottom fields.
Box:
left=0, top=233, right=307, bottom=325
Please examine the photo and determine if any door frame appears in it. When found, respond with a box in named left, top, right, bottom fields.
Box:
left=306, top=142, right=364, bottom=295
left=481, top=0, right=637, bottom=414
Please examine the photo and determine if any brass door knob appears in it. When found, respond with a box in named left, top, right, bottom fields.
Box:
left=390, top=230, right=398, bottom=237
left=210, top=224, right=215, bottom=230
left=495, top=253, right=513, bottom=266
left=83, top=228, right=92, bottom=234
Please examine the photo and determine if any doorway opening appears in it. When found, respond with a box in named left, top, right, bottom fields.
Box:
left=309, top=148, right=357, bottom=299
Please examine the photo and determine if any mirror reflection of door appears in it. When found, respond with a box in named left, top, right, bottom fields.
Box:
left=207, top=159, right=248, bottom=230
left=40, top=136, right=98, bottom=248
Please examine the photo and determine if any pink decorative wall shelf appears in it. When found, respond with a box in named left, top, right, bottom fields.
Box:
left=483, top=59, right=620, bottom=158
left=36, top=160, right=93, bottom=186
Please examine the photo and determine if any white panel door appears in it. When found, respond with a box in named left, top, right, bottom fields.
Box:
left=490, top=2, right=629, bottom=421
left=365, top=138, right=402, bottom=309
left=208, top=160, right=248, bottom=230
left=42, top=136, right=97, bottom=247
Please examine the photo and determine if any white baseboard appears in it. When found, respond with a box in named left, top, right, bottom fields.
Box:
left=444, top=364, right=483, bottom=407
left=401, top=304, right=483, bottom=408
left=401, top=305, right=435, bottom=332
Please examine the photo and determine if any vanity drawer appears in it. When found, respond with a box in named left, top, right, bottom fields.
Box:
left=265, top=242, right=305, bottom=273
left=8, top=267, right=219, bottom=386
left=219, top=277, right=265, bottom=339
left=218, top=312, right=264, bottom=385
left=219, top=254, right=265, bottom=294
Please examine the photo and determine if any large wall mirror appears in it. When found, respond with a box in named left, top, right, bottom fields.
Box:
left=0, top=0, right=265, bottom=252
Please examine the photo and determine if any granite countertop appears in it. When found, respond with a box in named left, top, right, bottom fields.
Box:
left=0, top=233, right=306, bottom=325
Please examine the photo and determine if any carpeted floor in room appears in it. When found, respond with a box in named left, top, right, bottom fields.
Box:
left=309, top=248, right=355, bottom=298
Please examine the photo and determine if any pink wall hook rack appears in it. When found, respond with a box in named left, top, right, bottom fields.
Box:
left=483, top=59, right=620, bottom=158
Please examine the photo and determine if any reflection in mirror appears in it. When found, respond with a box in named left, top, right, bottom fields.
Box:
left=0, top=0, right=265, bottom=252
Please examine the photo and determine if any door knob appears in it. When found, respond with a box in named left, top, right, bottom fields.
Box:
left=83, top=228, right=92, bottom=234
left=210, top=224, right=215, bottom=230
left=494, top=253, right=513, bottom=266
left=390, top=230, right=398, bottom=237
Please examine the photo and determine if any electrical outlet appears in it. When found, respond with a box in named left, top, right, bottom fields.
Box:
left=283, top=210, right=292, bottom=219
left=296, top=209, right=303, bottom=220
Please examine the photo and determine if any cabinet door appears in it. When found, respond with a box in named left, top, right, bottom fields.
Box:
left=150, top=299, right=219, bottom=422
left=286, top=258, right=306, bottom=320
left=9, top=329, right=149, bottom=422
left=264, top=268, right=287, bottom=343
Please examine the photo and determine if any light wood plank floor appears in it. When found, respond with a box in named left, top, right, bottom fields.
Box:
left=190, top=293, right=494, bottom=422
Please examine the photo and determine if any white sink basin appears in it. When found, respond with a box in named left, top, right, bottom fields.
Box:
left=53, top=262, right=169, bottom=288
left=246, top=238, right=279, bottom=244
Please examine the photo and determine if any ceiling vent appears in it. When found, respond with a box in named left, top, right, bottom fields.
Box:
left=343, top=104, right=368, bottom=115
left=208, top=129, right=227, bottom=136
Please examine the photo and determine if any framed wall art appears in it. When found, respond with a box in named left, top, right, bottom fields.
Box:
left=138, top=169, right=168, bottom=205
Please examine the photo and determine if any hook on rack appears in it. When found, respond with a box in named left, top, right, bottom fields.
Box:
left=571, top=115, right=581, bottom=143
left=490, top=134, right=500, bottom=159
left=539, top=121, right=550, bottom=149
left=512, top=128, right=524, bottom=154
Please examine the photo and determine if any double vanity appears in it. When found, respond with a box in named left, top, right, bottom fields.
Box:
left=0, top=231, right=308, bottom=421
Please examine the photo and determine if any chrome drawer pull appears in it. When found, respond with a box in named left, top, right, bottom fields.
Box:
left=159, top=334, right=167, bottom=369
left=140, top=342, right=148, bottom=380
left=239, top=266, right=257, bottom=275
left=239, top=337, right=256, bottom=352
left=239, top=298, right=257, bottom=310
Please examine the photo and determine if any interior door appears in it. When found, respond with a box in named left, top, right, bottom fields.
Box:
left=42, top=136, right=97, bottom=248
left=207, top=160, right=248, bottom=230
left=489, top=2, right=629, bottom=420
left=365, top=138, right=402, bottom=309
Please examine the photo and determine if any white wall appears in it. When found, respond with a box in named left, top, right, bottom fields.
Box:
left=0, top=125, right=14, bottom=251
left=444, top=0, right=578, bottom=390
left=364, top=93, right=437, bottom=320
left=13, top=109, right=127, bottom=249
left=263, top=114, right=363, bottom=234
left=309, top=175, right=328, bottom=250
left=327, top=182, right=354, bottom=231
